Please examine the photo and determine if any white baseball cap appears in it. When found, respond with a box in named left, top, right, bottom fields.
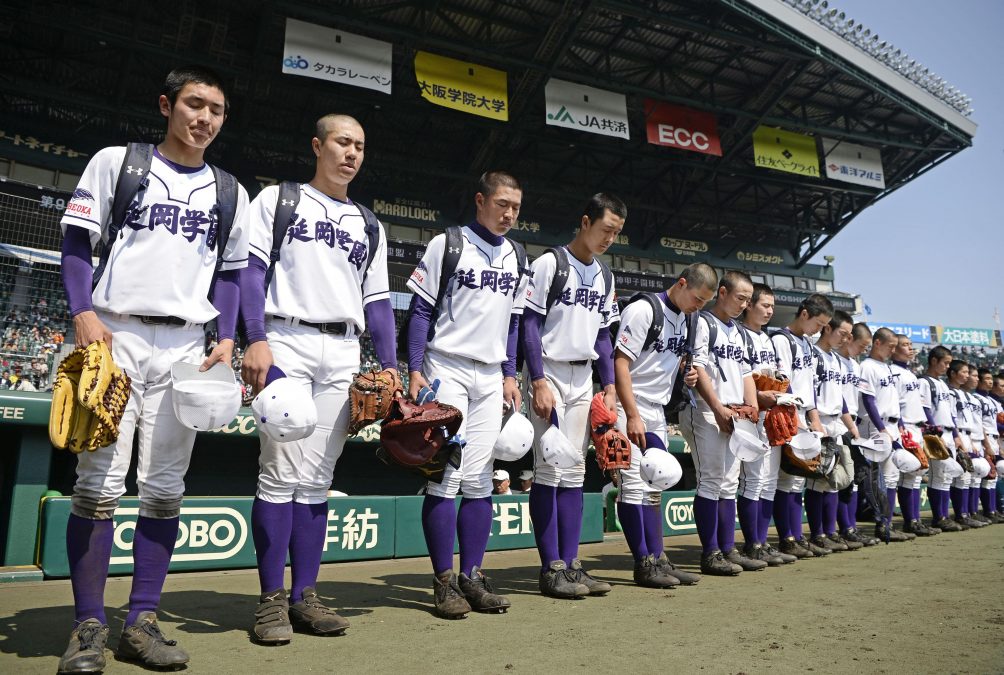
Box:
left=539, top=410, right=581, bottom=469
left=493, top=409, right=534, bottom=462
left=492, top=469, right=510, bottom=481
left=891, top=448, right=922, bottom=474
left=996, top=459, right=1004, bottom=476
left=252, top=371, right=317, bottom=442
left=970, top=456, right=991, bottom=479
left=518, top=470, right=534, bottom=481
left=730, top=419, right=769, bottom=462
left=637, top=432, right=683, bottom=491
left=788, top=430, right=822, bottom=460
left=942, top=457, right=965, bottom=479
left=852, top=434, right=892, bottom=463
left=171, top=361, right=242, bottom=431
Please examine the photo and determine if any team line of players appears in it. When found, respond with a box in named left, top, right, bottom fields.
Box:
left=51, top=67, right=1003, bottom=673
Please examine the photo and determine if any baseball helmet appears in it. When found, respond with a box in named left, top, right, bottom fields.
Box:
left=891, top=448, right=922, bottom=474
left=493, top=409, right=534, bottom=462
left=539, top=410, right=580, bottom=469
left=970, top=456, right=992, bottom=479
left=252, top=368, right=317, bottom=442
left=996, top=459, right=1004, bottom=476
left=729, top=419, right=769, bottom=462
left=788, top=430, right=822, bottom=460
left=170, top=361, right=242, bottom=431
left=637, top=432, right=683, bottom=491
left=942, top=457, right=965, bottom=479
left=852, top=434, right=892, bottom=463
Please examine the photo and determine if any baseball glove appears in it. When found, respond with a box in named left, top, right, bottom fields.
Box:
left=726, top=403, right=758, bottom=424
left=919, top=429, right=950, bottom=461
left=589, top=393, right=631, bottom=471
left=348, top=368, right=402, bottom=434
left=764, top=404, right=798, bottom=447
left=377, top=397, right=463, bottom=483
left=955, top=445, right=974, bottom=473
left=752, top=370, right=789, bottom=393
left=781, top=436, right=838, bottom=480
left=900, top=430, right=929, bottom=470
left=48, top=341, right=131, bottom=453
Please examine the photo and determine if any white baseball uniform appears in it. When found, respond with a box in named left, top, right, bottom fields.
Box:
left=857, top=357, right=902, bottom=486
left=806, top=347, right=849, bottom=494
left=250, top=183, right=390, bottom=504
left=61, top=146, right=250, bottom=519
left=679, top=313, right=752, bottom=500
left=948, top=387, right=977, bottom=490
left=919, top=374, right=960, bottom=491
left=614, top=293, right=688, bottom=505
left=408, top=225, right=528, bottom=498
left=771, top=329, right=818, bottom=493
left=524, top=248, right=617, bottom=488
left=891, top=362, right=927, bottom=489
left=973, top=391, right=1000, bottom=492
left=738, top=326, right=781, bottom=501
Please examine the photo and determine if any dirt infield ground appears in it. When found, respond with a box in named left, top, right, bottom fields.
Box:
left=2, top=524, right=1003, bottom=674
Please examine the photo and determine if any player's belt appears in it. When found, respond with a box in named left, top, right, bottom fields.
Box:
left=853, top=415, right=899, bottom=425
left=569, top=359, right=589, bottom=366
left=104, top=313, right=202, bottom=329
left=269, top=315, right=348, bottom=335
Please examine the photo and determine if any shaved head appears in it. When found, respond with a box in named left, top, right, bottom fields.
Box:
left=315, top=114, right=362, bottom=140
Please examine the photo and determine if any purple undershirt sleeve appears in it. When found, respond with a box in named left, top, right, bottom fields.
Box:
left=239, top=255, right=268, bottom=344
left=861, top=394, right=885, bottom=431
left=364, top=299, right=397, bottom=370
left=209, top=269, right=239, bottom=341
left=503, top=313, right=520, bottom=379
left=407, top=295, right=433, bottom=374
left=521, top=309, right=545, bottom=381
left=61, top=225, right=94, bottom=317
left=593, top=327, right=615, bottom=388
left=842, top=399, right=848, bottom=415
left=923, top=406, right=936, bottom=427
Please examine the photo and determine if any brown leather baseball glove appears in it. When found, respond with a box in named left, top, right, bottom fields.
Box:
left=377, top=397, right=463, bottom=483
left=348, top=368, right=402, bottom=434
left=764, top=404, right=798, bottom=447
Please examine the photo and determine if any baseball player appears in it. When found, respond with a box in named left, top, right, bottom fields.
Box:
left=963, top=367, right=995, bottom=525
left=856, top=327, right=914, bottom=542
left=406, top=171, right=529, bottom=619
left=771, top=294, right=832, bottom=558
left=57, top=66, right=249, bottom=672
left=240, top=114, right=398, bottom=643
left=973, top=368, right=1003, bottom=522
left=522, top=193, right=623, bottom=599
left=834, top=323, right=879, bottom=545
left=735, top=283, right=796, bottom=566
left=678, top=271, right=764, bottom=575
left=945, top=360, right=985, bottom=529
left=991, top=372, right=1004, bottom=512
left=918, top=345, right=963, bottom=532
left=804, top=310, right=862, bottom=551
left=890, top=336, right=938, bottom=536
left=614, top=263, right=718, bottom=587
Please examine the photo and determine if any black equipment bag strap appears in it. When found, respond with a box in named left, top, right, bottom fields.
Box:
left=93, top=142, right=153, bottom=289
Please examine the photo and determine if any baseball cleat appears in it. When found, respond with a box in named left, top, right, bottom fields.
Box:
left=724, top=547, right=767, bottom=571
left=929, top=518, right=960, bottom=532
left=57, top=618, right=109, bottom=674
left=874, top=524, right=910, bottom=542
left=432, top=571, right=471, bottom=620
left=903, top=520, right=936, bottom=536
left=826, top=533, right=861, bottom=550
left=971, top=512, right=991, bottom=524
left=779, top=536, right=814, bottom=558
left=568, top=559, right=612, bottom=596
left=251, top=588, right=293, bottom=644
left=633, top=554, right=680, bottom=588
left=539, top=561, right=589, bottom=599
left=458, top=567, right=511, bottom=613
left=744, top=542, right=785, bottom=566
left=655, top=552, right=701, bottom=585
left=117, top=611, right=189, bottom=669
left=800, top=537, right=830, bottom=556
left=700, top=550, right=742, bottom=576
left=761, top=542, right=797, bottom=564
left=288, top=587, right=350, bottom=635
left=810, top=535, right=840, bottom=552
left=987, top=512, right=1004, bottom=524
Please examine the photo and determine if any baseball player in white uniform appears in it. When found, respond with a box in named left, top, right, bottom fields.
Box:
left=406, top=171, right=529, bottom=619
left=614, top=263, right=718, bottom=588
left=735, top=283, right=796, bottom=565
left=965, top=368, right=996, bottom=524
left=522, top=193, right=623, bottom=599
left=890, top=336, right=938, bottom=536
left=804, top=310, right=861, bottom=551
left=945, top=360, right=985, bottom=529
left=57, top=66, right=249, bottom=672
left=240, top=114, right=398, bottom=643
left=974, top=368, right=1004, bottom=522
left=856, top=327, right=914, bottom=542
left=679, top=271, right=764, bottom=575
left=918, top=346, right=963, bottom=532
left=771, top=294, right=831, bottom=558
left=835, top=323, right=879, bottom=545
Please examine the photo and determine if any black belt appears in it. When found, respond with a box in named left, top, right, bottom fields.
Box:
left=854, top=416, right=899, bottom=425
left=271, top=316, right=348, bottom=335
left=569, top=360, right=589, bottom=366
left=137, top=315, right=192, bottom=326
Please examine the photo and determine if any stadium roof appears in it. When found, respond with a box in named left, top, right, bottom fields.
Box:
left=0, top=0, right=976, bottom=267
